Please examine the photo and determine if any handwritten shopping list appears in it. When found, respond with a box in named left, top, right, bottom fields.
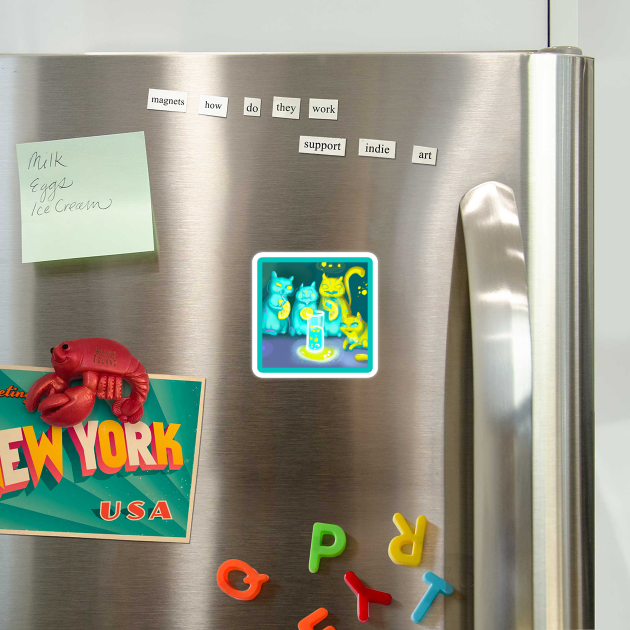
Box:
left=16, top=132, right=154, bottom=263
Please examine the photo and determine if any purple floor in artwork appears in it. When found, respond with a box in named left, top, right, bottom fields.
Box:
left=262, top=335, right=367, bottom=368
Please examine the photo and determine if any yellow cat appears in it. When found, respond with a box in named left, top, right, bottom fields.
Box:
left=341, top=312, right=369, bottom=351
left=319, top=266, right=365, bottom=336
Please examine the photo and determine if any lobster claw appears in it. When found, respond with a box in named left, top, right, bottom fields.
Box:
left=37, top=386, right=96, bottom=428
left=25, top=373, right=67, bottom=413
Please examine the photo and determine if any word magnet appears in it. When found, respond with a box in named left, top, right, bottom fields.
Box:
left=308, top=98, right=338, bottom=120
left=272, top=96, right=300, bottom=119
left=358, top=138, right=396, bottom=159
left=411, top=145, right=438, bottom=165
left=198, top=95, right=228, bottom=118
left=299, top=136, right=346, bottom=157
left=216, top=559, right=269, bottom=601
left=309, top=522, right=346, bottom=573
left=388, top=512, right=427, bottom=567
left=147, top=88, right=187, bottom=112
left=244, top=97, right=262, bottom=116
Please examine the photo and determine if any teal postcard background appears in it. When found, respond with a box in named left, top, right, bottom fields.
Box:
left=0, top=368, right=204, bottom=542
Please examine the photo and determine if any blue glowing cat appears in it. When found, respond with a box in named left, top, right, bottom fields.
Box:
left=289, top=282, right=318, bottom=336
left=262, top=271, right=294, bottom=335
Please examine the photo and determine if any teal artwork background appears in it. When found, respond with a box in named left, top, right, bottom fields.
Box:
left=0, top=368, right=203, bottom=541
left=256, top=256, right=374, bottom=374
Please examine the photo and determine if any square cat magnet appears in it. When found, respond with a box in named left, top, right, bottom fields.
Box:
left=252, top=253, right=378, bottom=378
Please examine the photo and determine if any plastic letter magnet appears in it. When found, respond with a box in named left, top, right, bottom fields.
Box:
left=410, top=571, right=454, bottom=623
left=298, top=607, right=335, bottom=630
left=388, top=512, right=427, bottom=567
left=216, top=559, right=269, bottom=601
left=344, top=571, right=392, bottom=622
left=309, top=522, right=347, bottom=573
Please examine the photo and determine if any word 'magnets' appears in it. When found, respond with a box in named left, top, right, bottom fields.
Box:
left=152, top=97, right=185, bottom=107
left=147, top=88, right=188, bottom=113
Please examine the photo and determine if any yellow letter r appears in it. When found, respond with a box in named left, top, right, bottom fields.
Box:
left=388, top=512, right=427, bottom=567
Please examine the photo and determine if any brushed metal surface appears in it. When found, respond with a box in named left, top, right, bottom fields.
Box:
left=527, top=52, right=595, bottom=629
left=0, top=52, right=593, bottom=629
left=460, top=182, right=533, bottom=630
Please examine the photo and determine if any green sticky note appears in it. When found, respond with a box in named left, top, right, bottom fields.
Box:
left=16, top=132, right=155, bottom=263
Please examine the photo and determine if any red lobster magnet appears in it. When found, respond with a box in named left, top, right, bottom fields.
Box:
left=26, top=338, right=149, bottom=428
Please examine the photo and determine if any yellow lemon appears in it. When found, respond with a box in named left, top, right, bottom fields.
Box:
left=324, top=300, right=339, bottom=320
left=300, top=306, right=314, bottom=320
left=278, top=301, right=291, bottom=320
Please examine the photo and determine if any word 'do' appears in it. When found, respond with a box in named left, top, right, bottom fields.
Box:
left=244, top=97, right=262, bottom=117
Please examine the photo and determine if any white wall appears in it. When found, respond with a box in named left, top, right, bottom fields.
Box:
left=577, top=1, right=630, bottom=627
left=0, top=0, right=547, bottom=53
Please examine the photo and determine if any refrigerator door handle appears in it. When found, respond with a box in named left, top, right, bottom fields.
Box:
left=460, top=181, right=533, bottom=629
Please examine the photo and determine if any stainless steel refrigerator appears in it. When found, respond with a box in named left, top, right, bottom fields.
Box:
left=0, top=50, right=593, bottom=629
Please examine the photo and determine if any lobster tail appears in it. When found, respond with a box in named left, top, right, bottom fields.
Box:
left=126, top=358, right=150, bottom=403
left=112, top=358, right=150, bottom=424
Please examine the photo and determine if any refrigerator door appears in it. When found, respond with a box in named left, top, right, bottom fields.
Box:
left=0, top=52, right=593, bottom=629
